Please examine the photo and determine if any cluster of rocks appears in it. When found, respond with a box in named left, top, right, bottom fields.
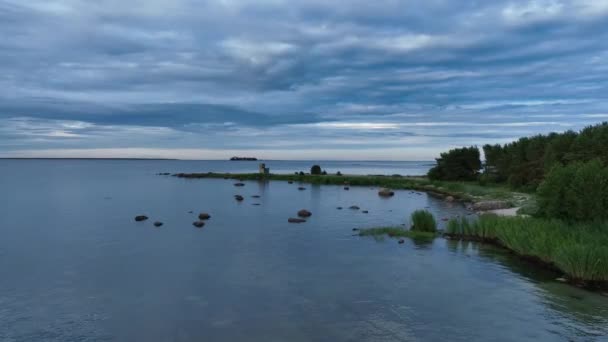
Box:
left=134, top=215, right=163, bottom=227
left=193, top=212, right=211, bottom=228
left=288, top=209, right=312, bottom=223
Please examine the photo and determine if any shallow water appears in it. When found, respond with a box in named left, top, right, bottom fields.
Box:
left=1, top=160, right=607, bottom=341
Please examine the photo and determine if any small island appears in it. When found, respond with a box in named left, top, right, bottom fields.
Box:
left=230, top=156, right=258, bottom=161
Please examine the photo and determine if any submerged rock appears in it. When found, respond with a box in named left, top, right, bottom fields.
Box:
left=252, top=203, right=261, bottom=206
left=134, top=215, right=148, bottom=222
left=298, top=187, right=306, bottom=191
left=337, top=207, right=343, bottom=210
left=349, top=205, right=360, bottom=210
left=153, top=221, right=163, bottom=227
left=378, top=188, right=395, bottom=197
left=362, top=210, right=369, bottom=214
left=234, top=182, right=245, bottom=187
left=344, top=186, right=350, bottom=190
left=288, top=181, right=294, bottom=184
left=251, top=195, right=261, bottom=198
left=198, top=213, right=211, bottom=220
left=398, top=239, right=405, bottom=244
left=234, top=195, right=244, bottom=201
left=288, top=218, right=306, bottom=223
left=192, top=221, right=205, bottom=228
left=297, top=209, right=312, bottom=218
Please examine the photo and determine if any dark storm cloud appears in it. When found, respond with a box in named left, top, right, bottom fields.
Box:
left=0, top=0, right=607, bottom=158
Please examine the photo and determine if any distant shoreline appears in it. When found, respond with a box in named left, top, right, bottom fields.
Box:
left=0, top=157, right=178, bottom=160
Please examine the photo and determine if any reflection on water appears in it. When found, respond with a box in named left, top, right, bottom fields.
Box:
left=0, top=159, right=607, bottom=341
left=447, top=240, right=608, bottom=339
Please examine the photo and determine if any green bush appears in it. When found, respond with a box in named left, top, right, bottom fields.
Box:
left=310, top=165, right=322, bottom=175
left=411, top=210, right=437, bottom=232
left=537, top=159, right=608, bottom=221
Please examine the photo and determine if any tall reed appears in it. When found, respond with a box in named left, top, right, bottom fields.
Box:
left=446, top=215, right=608, bottom=282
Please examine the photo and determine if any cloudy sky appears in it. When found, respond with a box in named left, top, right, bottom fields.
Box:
left=1, top=0, right=607, bottom=160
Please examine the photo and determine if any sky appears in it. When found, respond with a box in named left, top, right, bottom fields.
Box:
left=0, top=0, right=607, bottom=160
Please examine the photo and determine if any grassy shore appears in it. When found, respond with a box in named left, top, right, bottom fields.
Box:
left=357, top=227, right=438, bottom=240
left=173, top=172, right=532, bottom=208
left=446, top=214, right=608, bottom=287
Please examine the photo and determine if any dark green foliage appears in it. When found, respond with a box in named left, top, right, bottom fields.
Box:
left=310, top=165, right=322, bottom=175
left=481, top=122, right=608, bottom=190
left=428, top=146, right=481, bottom=181
left=537, top=160, right=608, bottom=221
left=446, top=215, right=608, bottom=282
left=410, top=210, right=437, bottom=232
left=321, top=170, right=327, bottom=175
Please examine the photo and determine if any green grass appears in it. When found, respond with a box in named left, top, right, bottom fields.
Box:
left=173, top=172, right=530, bottom=206
left=411, top=210, right=437, bottom=232
left=358, top=227, right=438, bottom=240
left=446, top=214, right=608, bottom=284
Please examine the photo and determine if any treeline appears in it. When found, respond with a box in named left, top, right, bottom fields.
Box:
left=428, top=122, right=608, bottom=222
left=483, top=122, right=608, bottom=189
left=429, top=122, right=608, bottom=188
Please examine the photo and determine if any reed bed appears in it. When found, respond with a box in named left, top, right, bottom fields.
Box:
left=446, top=215, right=608, bottom=284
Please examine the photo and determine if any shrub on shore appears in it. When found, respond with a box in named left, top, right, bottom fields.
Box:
left=411, top=210, right=437, bottom=232
left=446, top=214, right=608, bottom=283
left=310, top=165, right=322, bottom=175
left=537, top=159, right=608, bottom=221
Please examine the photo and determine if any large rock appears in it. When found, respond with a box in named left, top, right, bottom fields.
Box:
left=234, top=195, right=244, bottom=201
left=134, top=215, right=148, bottom=222
left=288, top=218, right=306, bottom=223
left=192, top=221, right=205, bottom=228
left=198, top=213, right=211, bottom=220
left=153, top=221, right=163, bottom=227
left=473, top=200, right=510, bottom=211
left=297, top=209, right=312, bottom=218
left=378, top=188, right=395, bottom=197
left=349, top=205, right=360, bottom=210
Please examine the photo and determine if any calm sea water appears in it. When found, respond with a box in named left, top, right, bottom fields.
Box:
left=1, top=159, right=607, bottom=341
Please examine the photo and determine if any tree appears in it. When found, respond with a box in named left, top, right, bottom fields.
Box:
left=310, top=165, right=322, bottom=175
left=427, top=146, right=481, bottom=181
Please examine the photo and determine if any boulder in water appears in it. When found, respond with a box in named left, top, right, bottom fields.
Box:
left=198, top=213, right=211, bottom=220
left=288, top=218, right=306, bottom=223
left=234, top=182, right=245, bottom=187
left=234, top=195, right=244, bottom=201
left=378, top=188, right=395, bottom=197
left=135, top=215, right=148, bottom=222
left=192, top=221, right=205, bottom=228
left=349, top=205, right=360, bottom=210
left=297, top=209, right=312, bottom=218
left=153, top=221, right=163, bottom=227
left=298, top=187, right=306, bottom=191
